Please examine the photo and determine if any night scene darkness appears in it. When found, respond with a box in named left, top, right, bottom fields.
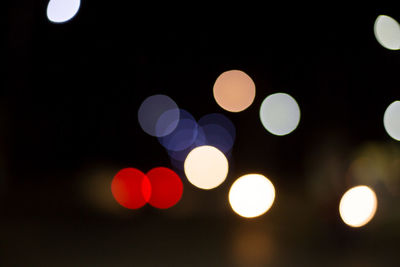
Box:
left=4, top=2, right=400, bottom=266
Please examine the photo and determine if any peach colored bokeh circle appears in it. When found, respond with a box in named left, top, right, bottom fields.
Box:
left=213, top=70, right=256, bottom=112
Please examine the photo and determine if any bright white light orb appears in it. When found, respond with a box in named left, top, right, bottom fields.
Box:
left=184, top=145, right=229, bottom=190
left=47, top=0, right=81, bottom=24
left=384, top=101, right=400, bottom=141
left=339, top=185, right=378, bottom=228
left=374, top=15, right=400, bottom=50
left=229, top=174, right=275, bottom=218
left=259, top=93, right=300, bottom=136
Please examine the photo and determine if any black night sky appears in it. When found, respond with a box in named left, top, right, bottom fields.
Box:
left=3, top=2, right=400, bottom=266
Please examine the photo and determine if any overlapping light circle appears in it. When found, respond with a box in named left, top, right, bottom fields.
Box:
left=167, top=131, right=207, bottom=171
left=46, top=0, right=81, bottom=23
left=184, top=145, right=229, bottom=190
left=228, top=174, right=275, bottom=218
left=158, top=109, right=198, bottom=152
left=383, top=100, right=400, bottom=141
left=259, top=93, right=300, bottom=136
left=138, top=94, right=180, bottom=137
left=198, top=113, right=236, bottom=154
left=111, top=167, right=183, bottom=210
left=374, top=15, right=400, bottom=50
left=339, top=185, right=378, bottom=227
left=213, top=70, right=256, bottom=112
left=159, top=112, right=236, bottom=171
left=147, top=167, right=183, bottom=209
left=111, top=168, right=151, bottom=209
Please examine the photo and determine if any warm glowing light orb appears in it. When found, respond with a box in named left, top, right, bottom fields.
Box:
left=184, top=145, right=229, bottom=190
left=259, top=93, right=300, bottom=136
left=46, top=0, right=81, bottom=23
left=229, top=174, right=275, bottom=218
left=339, top=185, right=377, bottom=227
left=374, top=15, right=400, bottom=50
left=213, top=70, right=256, bottom=112
left=384, top=101, right=400, bottom=141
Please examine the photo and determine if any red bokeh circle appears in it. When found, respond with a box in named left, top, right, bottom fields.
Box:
left=111, top=168, right=151, bottom=209
left=146, top=167, right=183, bottom=209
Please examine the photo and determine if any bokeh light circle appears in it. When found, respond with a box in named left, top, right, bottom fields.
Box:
left=229, top=174, right=275, bottom=218
left=138, top=94, right=180, bottom=137
left=383, top=101, right=400, bottom=141
left=198, top=113, right=236, bottom=153
left=198, top=113, right=236, bottom=141
left=159, top=109, right=198, bottom=152
left=339, top=185, right=378, bottom=227
left=200, top=124, right=234, bottom=154
left=165, top=126, right=207, bottom=171
left=184, top=145, right=229, bottom=190
left=259, top=93, right=300, bottom=136
left=46, top=0, right=81, bottom=23
left=374, top=15, right=400, bottom=50
left=146, top=167, right=183, bottom=209
left=213, top=70, right=256, bottom=112
left=111, top=168, right=151, bottom=209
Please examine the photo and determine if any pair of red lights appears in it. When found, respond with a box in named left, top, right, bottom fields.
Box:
left=111, top=167, right=183, bottom=209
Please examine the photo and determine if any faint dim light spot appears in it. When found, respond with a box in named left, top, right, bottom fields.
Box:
left=259, top=93, right=300, bottom=136
left=138, top=95, right=180, bottom=137
left=339, top=185, right=378, bottom=227
left=184, top=145, right=229, bottom=190
left=348, top=157, right=381, bottom=186
left=111, top=168, right=151, bottom=209
left=374, top=15, right=400, bottom=50
left=384, top=101, right=400, bottom=141
left=229, top=174, right=275, bottom=218
left=213, top=70, right=256, bottom=112
left=230, top=226, right=273, bottom=266
left=198, top=113, right=236, bottom=141
left=198, top=113, right=236, bottom=154
left=146, top=167, right=183, bottom=209
left=46, top=0, right=81, bottom=23
left=78, top=166, right=126, bottom=215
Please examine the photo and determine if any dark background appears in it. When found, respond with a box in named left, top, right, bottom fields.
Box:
left=3, top=2, right=400, bottom=266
